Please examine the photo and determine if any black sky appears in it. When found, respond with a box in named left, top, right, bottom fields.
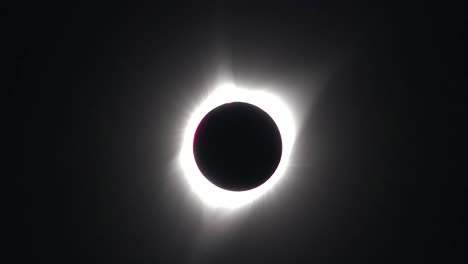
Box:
left=11, top=2, right=465, bottom=263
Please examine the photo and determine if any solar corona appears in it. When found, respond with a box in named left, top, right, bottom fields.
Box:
left=179, top=83, right=296, bottom=209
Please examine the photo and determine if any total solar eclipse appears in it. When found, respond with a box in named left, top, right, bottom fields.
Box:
left=193, top=102, right=282, bottom=191
left=179, top=83, right=296, bottom=208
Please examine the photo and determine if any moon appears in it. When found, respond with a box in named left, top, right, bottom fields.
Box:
left=193, top=102, right=283, bottom=191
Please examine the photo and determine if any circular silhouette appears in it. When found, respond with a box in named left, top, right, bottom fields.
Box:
left=193, top=102, right=282, bottom=191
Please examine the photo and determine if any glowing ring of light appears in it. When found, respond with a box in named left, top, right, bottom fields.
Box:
left=179, top=83, right=296, bottom=209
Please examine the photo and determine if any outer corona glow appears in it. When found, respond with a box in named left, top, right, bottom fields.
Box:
left=179, top=83, right=296, bottom=209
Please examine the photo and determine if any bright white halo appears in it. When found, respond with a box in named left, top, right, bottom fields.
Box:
left=179, top=82, right=296, bottom=209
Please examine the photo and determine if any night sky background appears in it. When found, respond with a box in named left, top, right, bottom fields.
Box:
left=11, top=2, right=465, bottom=263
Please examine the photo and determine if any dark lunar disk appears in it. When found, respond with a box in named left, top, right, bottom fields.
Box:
left=193, top=102, right=282, bottom=191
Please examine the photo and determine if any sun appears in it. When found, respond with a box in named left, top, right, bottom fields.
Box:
left=179, top=82, right=296, bottom=209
